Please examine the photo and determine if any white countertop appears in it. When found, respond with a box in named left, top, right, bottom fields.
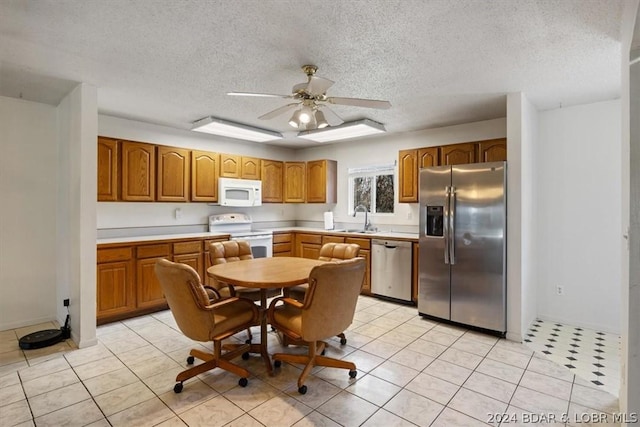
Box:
left=97, top=232, right=229, bottom=245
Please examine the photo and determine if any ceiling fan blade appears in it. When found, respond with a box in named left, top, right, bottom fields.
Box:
left=227, top=91, right=292, bottom=99
left=318, top=105, right=344, bottom=125
left=306, top=76, right=334, bottom=95
left=326, top=97, right=391, bottom=109
left=258, top=103, right=299, bottom=120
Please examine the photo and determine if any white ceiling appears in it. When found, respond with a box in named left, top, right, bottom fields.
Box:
left=0, top=0, right=629, bottom=147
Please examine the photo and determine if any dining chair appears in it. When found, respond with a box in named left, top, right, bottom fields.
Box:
left=154, top=258, right=259, bottom=393
left=267, top=257, right=366, bottom=394
left=286, top=242, right=360, bottom=345
left=209, top=240, right=281, bottom=342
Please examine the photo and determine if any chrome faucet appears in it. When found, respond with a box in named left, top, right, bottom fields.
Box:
left=353, top=204, right=371, bottom=231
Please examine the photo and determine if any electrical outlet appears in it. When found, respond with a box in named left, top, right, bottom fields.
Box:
left=174, top=208, right=182, bottom=219
left=63, top=299, right=69, bottom=307
left=407, top=211, right=413, bottom=220
left=556, top=285, right=564, bottom=296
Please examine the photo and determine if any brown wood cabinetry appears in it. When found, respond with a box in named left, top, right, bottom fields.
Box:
left=135, top=243, right=170, bottom=310
left=96, top=247, right=135, bottom=321
left=261, top=160, right=284, bottom=203
left=273, top=232, right=293, bottom=257
left=97, top=137, right=119, bottom=201
left=220, top=154, right=241, bottom=178
left=296, top=233, right=322, bottom=259
left=346, top=237, right=371, bottom=295
left=476, top=138, right=507, bottom=163
left=322, top=235, right=345, bottom=245
left=191, top=150, right=219, bottom=202
left=241, top=156, right=261, bottom=180
left=440, top=142, right=477, bottom=165
left=284, top=162, right=306, bottom=203
left=412, top=242, right=419, bottom=303
left=173, top=241, right=203, bottom=279
left=418, top=147, right=439, bottom=168
left=306, top=160, right=337, bottom=203
left=157, top=146, right=190, bottom=202
left=121, top=141, right=156, bottom=201
left=398, top=149, right=419, bottom=203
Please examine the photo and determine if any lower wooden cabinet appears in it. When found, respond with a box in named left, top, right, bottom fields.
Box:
left=345, top=237, right=371, bottom=295
left=136, top=257, right=167, bottom=310
left=96, top=260, right=135, bottom=317
left=273, top=232, right=293, bottom=257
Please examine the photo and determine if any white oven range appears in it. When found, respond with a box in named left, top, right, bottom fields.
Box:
left=208, top=213, right=273, bottom=258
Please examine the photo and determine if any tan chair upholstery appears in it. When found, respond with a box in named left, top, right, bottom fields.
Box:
left=154, top=259, right=259, bottom=393
left=286, top=242, right=360, bottom=345
left=209, top=240, right=281, bottom=341
left=267, top=257, right=366, bottom=394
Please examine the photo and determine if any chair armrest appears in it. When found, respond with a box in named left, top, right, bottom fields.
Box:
left=203, top=286, right=221, bottom=300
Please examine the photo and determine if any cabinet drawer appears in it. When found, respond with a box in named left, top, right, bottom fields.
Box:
left=173, top=240, right=202, bottom=255
left=97, top=247, right=132, bottom=263
left=322, top=235, right=345, bottom=245
left=137, top=243, right=171, bottom=258
left=273, top=242, right=292, bottom=253
left=297, top=233, right=322, bottom=244
left=273, top=233, right=292, bottom=244
left=345, top=237, right=371, bottom=250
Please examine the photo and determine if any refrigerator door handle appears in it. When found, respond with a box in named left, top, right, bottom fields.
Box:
left=444, top=186, right=450, bottom=264
left=450, top=186, right=456, bottom=265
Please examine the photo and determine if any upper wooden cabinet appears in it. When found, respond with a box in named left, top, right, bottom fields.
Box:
left=418, top=147, right=439, bottom=168
left=157, top=146, right=190, bottom=202
left=306, top=160, right=337, bottom=203
left=261, top=159, right=283, bottom=203
left=284, top=162, right=306, bottom=203
left=440, top=142, right=476, bottom=166
left=241, top=156, right=261, bottom=180
left=398, top=149, right=418, bottom=203
left=97, top=137, right=119, bottom=201
left=220, top=154, right=240, bottom=178
left=477, top=138, right=507, bottom=163
left=121, top=141, right=156, bottom=201
left=191, top=150, right=219, bottom=202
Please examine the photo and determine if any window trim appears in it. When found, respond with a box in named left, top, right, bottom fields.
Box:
left=347, top=163, right=396, bottom=215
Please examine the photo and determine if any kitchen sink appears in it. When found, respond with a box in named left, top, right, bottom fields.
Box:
left=334, top=229, right=378, bottom=234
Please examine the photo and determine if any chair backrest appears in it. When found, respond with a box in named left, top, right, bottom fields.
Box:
left=300, top=257, right=366, bottom=342
left=318, top=242, right=360, bottom=261
left=154, top=258, right=216, bottom=342
left=209, top=240, right=253, bottom=265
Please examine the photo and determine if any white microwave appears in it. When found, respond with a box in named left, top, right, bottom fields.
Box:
left=218, top=177, right=262, bottom=207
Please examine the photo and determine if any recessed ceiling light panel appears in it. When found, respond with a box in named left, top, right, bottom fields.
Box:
left=191, top=116, right=283, bottom=142
left=297, top=119, right=386, bottom=143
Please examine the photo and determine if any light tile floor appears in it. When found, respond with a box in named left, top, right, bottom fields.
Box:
left=0, top=296, right=622, bottom=426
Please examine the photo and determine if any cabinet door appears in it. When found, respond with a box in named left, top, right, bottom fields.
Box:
left=440, top=143, right=476, bottom=165
left=300, top=243, right=321, bottom=260
left=284, top=162, right=306, bottom=203
left=220, top=154, right=241, bottom=178
left=157, top=146, right=190, bottom=202
left=191, top=150, right=219, bottom=202
left=174, top=253, right=203, bottom=280
left=136, top=257, right=167, bottom=309
left=97, top=137, right=119, bottom=201
left=261, top=160, right=283, bottom=203
left=307, top=160, right=337, bottom=203
left=359, top=249, right=371, bottom=295
left=241, top=156, right=261, bottom=180
left=97, top=260, right=135, bottom=319
left=398, top=149, right=418, bottom=203
left=418, top=147, right=439, bottom=168
left=477, top=138, right=507, bottom=163
left=121, top=141, right=156, bottom=201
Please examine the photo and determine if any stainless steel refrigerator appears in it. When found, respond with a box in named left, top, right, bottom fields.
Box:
left=418, top=161, right=506, bottom=334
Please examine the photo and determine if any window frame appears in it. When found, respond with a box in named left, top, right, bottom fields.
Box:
left=347, top=163, right=396, bottom=216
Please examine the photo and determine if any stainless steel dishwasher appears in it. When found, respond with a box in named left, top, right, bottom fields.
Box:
left=371, top=239, right=412, bottom=302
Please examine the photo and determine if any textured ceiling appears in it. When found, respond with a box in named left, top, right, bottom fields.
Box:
left=0, top=0, right=629, bottom=147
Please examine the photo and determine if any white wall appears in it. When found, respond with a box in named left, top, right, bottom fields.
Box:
left=0, top=96, right=59, bottom=330
left=536, top=100, right=622, bottom=333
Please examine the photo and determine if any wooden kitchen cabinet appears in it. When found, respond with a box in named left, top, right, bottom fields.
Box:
left=96, top=247, right=135, bottom=321
left=220, top=153, right=241, bottom=178
left=121, top=141, right=156, bottom=201
left=322, top=235, right=345, bottom=245
left=261, top=159, right=284, bottom=203
left=346, top=237, right=371, bottom=295
left=284, top=162, right=306, bottom=203
left=476, top=138, right=507, bottom=163
left=97, top=137, right=119, bottom=201
left=241, top=156, right=261, bottom=180
left=173, top=241, right=203, bottom=279
left=157, top=146, right=190, bottom=202
left=191, top=150, right=219, bottom=202
left=398, top=149, right=418, bottom=203
left=273, top=232, right=293, bottom=257
left=418, top=146, right=439, bottom=168
left=135, top=243, right=170, bottom=310
left=296, top=233, right=322, bottom=259
left=306, top=159, right=337, bottom=203
left=440, top=142, right=476, bottom=165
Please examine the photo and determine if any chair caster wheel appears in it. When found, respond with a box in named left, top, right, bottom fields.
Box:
left=186, top=356, right=195, bottom=365
left=340, top=337, right=347, bottom=345
left=349, top=370, right=357, bottom=379
left=242, top=352, right=250, bottom=360
left=274, top=360, right=282, bottom=368
left=238, top=377, right=248, bottom=387
left=173, top=382, right=183, bottom=393
left=298, top=385, right=307, bottom=395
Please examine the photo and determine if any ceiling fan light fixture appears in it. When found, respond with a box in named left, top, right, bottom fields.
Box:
left=288, top=111, right=301, bottom=128
left=297, top=119, right=386, bottom=143
left=298, top=106, right=313, bottom=124
left=191, top=116, right=283, bottom=142
left=315, top=110, right=329, bottom=129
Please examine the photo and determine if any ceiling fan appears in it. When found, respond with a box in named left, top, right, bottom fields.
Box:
left=227, top=65, right=391, bottom=130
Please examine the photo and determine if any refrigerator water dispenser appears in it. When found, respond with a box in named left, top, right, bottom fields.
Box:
left=426, top=206, right=444, bottom=236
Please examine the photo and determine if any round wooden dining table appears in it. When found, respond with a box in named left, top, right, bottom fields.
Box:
left=207, top=256, right=326, bottom=373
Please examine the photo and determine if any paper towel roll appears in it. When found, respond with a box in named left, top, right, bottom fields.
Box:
left=324, top=211, right=334, bottom=230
